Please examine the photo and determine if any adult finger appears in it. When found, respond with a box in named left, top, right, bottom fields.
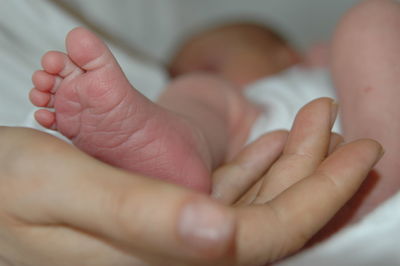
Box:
left=235, top=139, right=383, bottom=265
left=0, top=128, right=236, bottom=265
left=236, top=132, right=343, bottom=206
left=212, top=131, right=288, bottom=204
left=252, top=98, right=338, bottom=204
left=271, top=139, right=383, bottom=252
left=328, top=132, right=344, bottom=154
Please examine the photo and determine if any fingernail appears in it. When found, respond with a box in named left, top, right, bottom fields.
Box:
left=379, top=146, right=386, bottom=160
left=178, top=199, right=235, bottom=256
left=330, top=100, right=339, bottom=128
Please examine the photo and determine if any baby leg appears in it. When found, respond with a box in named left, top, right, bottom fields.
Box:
left=331, top=0, right=400, bottom=223
left=158, top=74, right=260, bottom=165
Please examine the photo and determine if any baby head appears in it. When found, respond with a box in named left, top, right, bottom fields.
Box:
left=169, top=22, right=301, bottom=88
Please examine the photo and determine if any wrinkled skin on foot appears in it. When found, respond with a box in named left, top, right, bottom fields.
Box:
left=30, top=27, right=212, bottom=193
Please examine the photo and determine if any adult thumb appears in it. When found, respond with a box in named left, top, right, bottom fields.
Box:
left=7, top=133, right=237, bottom=264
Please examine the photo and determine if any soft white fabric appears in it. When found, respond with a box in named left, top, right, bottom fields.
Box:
left=1, top=1, right=399, bottom=266
left=245, top=66, right=341, bottom=144
left=55, top=0, right=360, bottom=62
left=278, top=192, right=400, bottom=266
left=0, top=0, right=167, bottom=130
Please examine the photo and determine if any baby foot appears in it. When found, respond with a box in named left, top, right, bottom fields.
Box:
left=29, top=27, right=211, bottom=192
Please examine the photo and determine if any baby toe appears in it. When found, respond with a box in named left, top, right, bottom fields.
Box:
left=41, top=51, right=83, bottom=78
left=29, top=88, right=54, bottom=108
left=32, top=70, right=61, bottom=93
left=66, top=27, right=118, bottom=71
left=34, top=109, right=56, bottom=129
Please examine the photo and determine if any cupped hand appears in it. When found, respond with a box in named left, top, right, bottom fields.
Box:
left=213, top=98, right=382, bottom=265
left=0, top=98, right=382, bottom=266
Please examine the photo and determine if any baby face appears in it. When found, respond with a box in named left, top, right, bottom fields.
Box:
left=170, top=22, right=301, bottom=87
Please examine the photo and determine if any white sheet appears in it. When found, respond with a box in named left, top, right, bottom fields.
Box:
left=245, top=66, right=341, bottom=144
left=0, top=0, right=167, bottom=129
left=279, top=192, right=400, bottom=266
left=1, top=1, right=399, bottom=265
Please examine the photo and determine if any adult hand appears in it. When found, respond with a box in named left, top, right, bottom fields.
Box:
left=0, top=98, right=382, bottom=266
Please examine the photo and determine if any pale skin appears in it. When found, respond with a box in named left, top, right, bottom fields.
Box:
left=0, top=98, right=383, bottom=266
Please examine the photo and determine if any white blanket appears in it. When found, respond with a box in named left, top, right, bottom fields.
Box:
left=0, top=0, right=166, bottom=129
left=245, top=66, right=341, bottom=143
left=1, top=1, right=399, bottom=265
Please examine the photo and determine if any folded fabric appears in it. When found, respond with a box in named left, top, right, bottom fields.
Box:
left=245, top=66, right=341, bottom=144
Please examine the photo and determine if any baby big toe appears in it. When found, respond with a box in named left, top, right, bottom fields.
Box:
left=65, top=27, right=118, bottom=71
